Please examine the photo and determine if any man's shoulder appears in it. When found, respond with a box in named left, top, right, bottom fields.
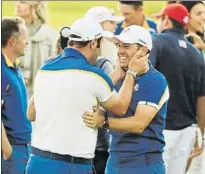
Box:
left=139, top=67, right=168, bottom=88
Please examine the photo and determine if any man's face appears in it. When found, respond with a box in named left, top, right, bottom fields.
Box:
left=157, top=16, right=167, bottom=33
left=90, top=37, right=103, bottom=64
left=101, top=21, right=117, bottom=33
left=14, top=23, right=28, bottom=57
left=117, top=41, right=140, bottom=70
left=119, top=3, right=143, bottom=27
left=189, top=3, right=205, bottom=33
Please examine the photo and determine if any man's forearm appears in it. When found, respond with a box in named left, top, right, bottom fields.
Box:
left=116, top=74, right=135, bottom=113
left=108, top=116, right=143, bottom=134
left=197, top=96, right=205, bottom=136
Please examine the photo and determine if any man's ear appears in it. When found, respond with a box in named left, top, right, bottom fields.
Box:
left=8, top=36, right=16, bottom=47
left=164, top=15, right=170, bottom=26
left=90, top=40, right=97, bottom=49
left=137, top=46, right=149, bottom=57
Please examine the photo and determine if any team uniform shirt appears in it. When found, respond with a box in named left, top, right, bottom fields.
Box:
left=108, top=65, right=169, bottom=167
left=32, top=48, right=115, bottom=158
left=115, top=17, right=157, bottom=35
left=150, top=28, right=205, bottom=130
left=1, top=53, right=32, bottom=144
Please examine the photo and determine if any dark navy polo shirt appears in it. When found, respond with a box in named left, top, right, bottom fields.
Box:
left=108, top=66, right=169, bottom=166
left=150, top=28, right=205, bottom=130
left=1, top=53, right=32, bottom=144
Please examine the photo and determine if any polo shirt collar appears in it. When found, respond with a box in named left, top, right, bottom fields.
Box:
left=61, top=48, right=88, bottom=62
left=162, top=28, right=184, bottom=35
left=1, top=52, right=20, bottom=68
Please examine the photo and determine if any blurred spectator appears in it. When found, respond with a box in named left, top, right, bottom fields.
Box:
left=15, top=1, right=58, bottom=98
left=116, top=1, right=157, bottom=35
left=180, top=1, right=205, bottom=55
left=85, top=6, right=124, bottom=67
left=150, top=4, right=205, bottom=174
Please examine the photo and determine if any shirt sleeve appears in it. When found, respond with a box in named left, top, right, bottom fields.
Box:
left=101, top=61, right=114, bottom=75
left=138, top=74, right=170, bottom=110
left=92, top=70, right=115, bottom=103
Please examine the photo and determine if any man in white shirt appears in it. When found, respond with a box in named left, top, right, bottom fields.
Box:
left=26, top=17, right=149, bottom=174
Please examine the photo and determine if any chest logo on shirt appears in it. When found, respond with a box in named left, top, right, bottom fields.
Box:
left=134, top=84, right=139, bottom=91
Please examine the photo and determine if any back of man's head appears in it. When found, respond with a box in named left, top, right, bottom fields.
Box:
left=2, top=16, right=25, bottom=48
left=119, top=0, right=143, bottom=8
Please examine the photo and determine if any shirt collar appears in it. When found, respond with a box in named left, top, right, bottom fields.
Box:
left=162, top=28, right=184, bottom=35
left=61, top=48, right=88, bottom=62
left=2, top=52, right=20, bottom=68
left=122, top=17, right=149, bottom=30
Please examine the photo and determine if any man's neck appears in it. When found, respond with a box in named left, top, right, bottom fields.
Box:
left=2, top=47, right=16, bottom=64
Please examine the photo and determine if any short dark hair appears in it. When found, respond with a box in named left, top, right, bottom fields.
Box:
left=68, top=34, right=90, bottom=48
left=119, top=1, right=143, bottom=8
left=1, top=16, right=25, bottom=47
left=169, top=18, right=184, bottom=30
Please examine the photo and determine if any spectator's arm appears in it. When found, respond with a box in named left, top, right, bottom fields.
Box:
left=197, top=96, right=205, bottom=137
left=197, top=58, right=205, bottom=136
left=27, top=95, right=36, bottom=122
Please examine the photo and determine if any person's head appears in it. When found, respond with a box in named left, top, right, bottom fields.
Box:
left=114, top=25, right=152, bottom=71
left=15, top=1, right=49, bottom=24
left=68, top=17, right=113, bottom=64
left=85, top=6, right=124, bottom=33
left=2, top=16, right=28, bottom=57
left=180, top=1, right=205, bottom=33
left=153, top=4, right=189, bottom=33
left=118, top=1, right=144, bottom=27
left=167, top=1, right=180, bottom=4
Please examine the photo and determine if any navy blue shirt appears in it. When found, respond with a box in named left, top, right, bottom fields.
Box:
left=150, top=28, right=205, bottom=130
left=108, top=66, right=169, bottom=166
left=1, top=53, right=32, bottom=144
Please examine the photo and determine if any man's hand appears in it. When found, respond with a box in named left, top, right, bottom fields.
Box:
left=2, top=124, right=13, bottom=161
left=83, top=106, right=105, bottom=129
left=128, top=48, right=149, bottom=75
left=186, top=33, right=205, bottom=50
left=3, top=145, right=12, bottom=161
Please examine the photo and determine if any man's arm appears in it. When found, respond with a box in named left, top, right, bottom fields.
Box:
left=197, top=96, right=205, bottom=137
left=2, top=123, right=12, bottom=160
left=84, top=74, right=169, bottom=132
left=27, top=95, right=36, bottom=122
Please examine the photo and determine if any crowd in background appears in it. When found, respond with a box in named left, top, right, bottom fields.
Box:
left=1, top=1, right=205, bottom=174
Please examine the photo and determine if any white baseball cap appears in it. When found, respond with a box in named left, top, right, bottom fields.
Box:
left=114, top=25, right=153, bottom=50
left=69, top=17, right=113, bottom=42
left=85, top=6, right=124, bottom=24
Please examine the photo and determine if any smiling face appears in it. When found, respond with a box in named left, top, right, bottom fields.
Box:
left=189, top=3, right=205, bottom=33
left=118, top=3, right=143, bottom=27
left=117, top=41, right=141, bottom=70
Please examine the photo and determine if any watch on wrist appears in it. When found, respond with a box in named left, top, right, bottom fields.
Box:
left=126, top=69, right=139, bottom=80
left=102, top=116, right=109, bottom=129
